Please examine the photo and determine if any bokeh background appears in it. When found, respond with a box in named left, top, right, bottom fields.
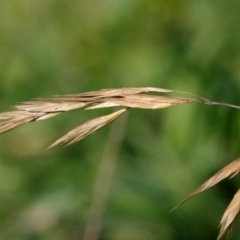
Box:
left=0, top=1, right=240, bottom=239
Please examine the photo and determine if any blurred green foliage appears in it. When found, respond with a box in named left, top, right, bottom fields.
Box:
left=0, top=1, right=240, bottom=239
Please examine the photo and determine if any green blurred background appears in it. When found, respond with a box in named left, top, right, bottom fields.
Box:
left=0, top=1, right=240, bottom=239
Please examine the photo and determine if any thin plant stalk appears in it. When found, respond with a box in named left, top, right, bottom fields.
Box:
left=82, top=111, right=128, bottom=240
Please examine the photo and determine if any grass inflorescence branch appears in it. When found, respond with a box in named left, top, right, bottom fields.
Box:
left=0, top=87, right=240, bottom=239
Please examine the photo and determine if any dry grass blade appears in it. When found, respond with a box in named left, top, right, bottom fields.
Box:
left=171, top=158, right=240, bottom=211
left=48, top=108, right=127, bottom=148
left=217, top=189, right=240, bottom=240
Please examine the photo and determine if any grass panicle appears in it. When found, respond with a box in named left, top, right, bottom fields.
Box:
left=0, top=87, right=240, bottom=239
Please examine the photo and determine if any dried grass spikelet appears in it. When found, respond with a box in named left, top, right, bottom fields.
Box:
left=48, top=109, right=127, bottom=148
left=217, top=189, right=240, bottom=240
left=172, top=158, right=240, bottom=239
left=1, top=87, right=240, bottom=240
